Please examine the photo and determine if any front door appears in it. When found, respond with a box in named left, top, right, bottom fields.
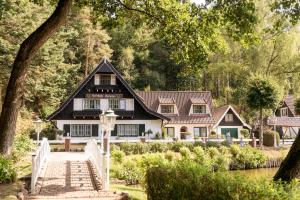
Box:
left=221, top=128, right=238, bottom=138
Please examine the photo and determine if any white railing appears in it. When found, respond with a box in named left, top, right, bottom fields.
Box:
left=31, top=138, right=50, bottom=194
left=85, top=139, right=105, bottom=183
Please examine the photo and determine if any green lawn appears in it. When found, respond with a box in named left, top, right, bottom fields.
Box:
left=110, top=183, right=146, bottom=200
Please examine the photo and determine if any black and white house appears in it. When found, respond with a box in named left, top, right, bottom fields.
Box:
left=48, top=58, right=251, bottom=140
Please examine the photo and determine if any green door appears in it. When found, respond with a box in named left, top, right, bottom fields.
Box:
left=221, top=128, right=238, bottom=138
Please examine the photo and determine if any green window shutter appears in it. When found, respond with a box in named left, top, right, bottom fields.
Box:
left=111, top=125, right=117, bottom=136
left=139, top=124, right=145, bottom=136
left=92, top=124, right=98, bottom=137
left=63, top=124, right=70, bottom=137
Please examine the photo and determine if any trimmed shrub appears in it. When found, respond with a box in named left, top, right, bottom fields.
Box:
left=263, top=130, right=280, bottom=146
left=0, top=156, right=17, bottom=184
left=146, top=162, right=300, bottom=200
left=118, top=159, right=142, bottom=185
left=119, top=142, right=136, bottom=155
left=111, top=150, right=125, bottom=164
left=205, top=141, right=221, bottom=148
left=149, top=142, right=168, bottom=153
left=193, top=141, right=205, bottom=148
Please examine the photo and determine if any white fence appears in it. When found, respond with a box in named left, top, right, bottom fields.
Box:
left=31, top=138, right=50, bottom=194
left=85, top=139, right=105, bottom=185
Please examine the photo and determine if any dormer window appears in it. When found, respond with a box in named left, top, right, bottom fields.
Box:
left=281, top=108, right=288, bottom=116
left=161, top=105, right=174, bottom=114
left=193, top=105, right=206, bottom=114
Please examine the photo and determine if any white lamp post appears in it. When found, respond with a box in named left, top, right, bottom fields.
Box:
left=100, top=109, right=118, bottom=190
left=99, top=111, right=106, bottom=151
left=33, top=117, right=42, bottom=144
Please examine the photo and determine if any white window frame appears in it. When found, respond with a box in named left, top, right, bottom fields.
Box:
left=117, top=124, right=139, bottom=137
left=70, top=124, right=92, bottom=137
left=108, top=98, right=120, bottom=109
left=83, top=99, right=101, bottom=110
left=192, top=104, right=206, bottom=114
left=160, top=105, right=174, bottom=114
left=100, top=74, right=111, bottom=85
left=225, top=113, right=234, bottom=122
left=193, top=127, right=207, bottom=138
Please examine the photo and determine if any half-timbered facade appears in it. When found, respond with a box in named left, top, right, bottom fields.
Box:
left=48, top=58, right=251, bottom=140
left=48, top=59, right=168, bottom=139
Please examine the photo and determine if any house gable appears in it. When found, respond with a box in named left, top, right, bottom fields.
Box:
left=213, top=105, right=251, bottom=129
left=48, top=59, right=168, bottom=121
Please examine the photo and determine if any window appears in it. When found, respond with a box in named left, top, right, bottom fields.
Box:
left=193, top=105, right=206, bottom=114
left=225, top=114, right=234, bottom=122
left=83, top=99, right=100, bottom=109
left=165, top=127, right=175, bottom=138
left=117, top=124, right=139, bottom=137
left=194, top=127, right=207, bottom=138
left=100, top=74, right=111, bottom=85
left=70, top=124, right=92, bottom=137
left=109, top=98, right=120, bottom=109
left=281, top=108, right=288, bottom=116
left=161, top=105, right=174, bottom=114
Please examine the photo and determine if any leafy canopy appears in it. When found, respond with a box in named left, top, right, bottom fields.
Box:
left=246, top=75, right=283, bottom=110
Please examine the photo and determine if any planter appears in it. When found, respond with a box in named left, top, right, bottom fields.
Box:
left=140, top=137, right=146, bottom=143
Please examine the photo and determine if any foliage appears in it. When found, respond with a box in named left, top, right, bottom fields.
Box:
left=230, top=145, right=267, bottom=169
left=295, top=98, right=300, bottom=115
left=146, top=162, right=300, bottom=200
left=12, top=134, right=35, bottom=162
left=246, top=75, right=283, bottom=111
left=0, top=156, right=17, bottom=184
left=179, top=147, right=190, bottom=159
left=111, top=149, right=125, bottom=164
left=205, top=141, right=221, bottom=148
left=263, top=130, right=280, bottom=147
left=240, top=129, right=250, bottom=138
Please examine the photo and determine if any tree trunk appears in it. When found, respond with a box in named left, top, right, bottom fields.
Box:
left=274, top=129, right=300, bottom=182
left=0, top=0, right=73, bottom=155
left=259, top=108, right=263, bottom=148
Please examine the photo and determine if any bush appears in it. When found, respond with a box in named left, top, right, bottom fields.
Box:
left=118, top=159, right=142, bottom=185
left=240, top=129, right=250, bottom=138
left=111, top=150, right=125, bottom=164
left=146, top=162, right=300, bottom=200
left=12, top=134, right=35, bottom=162
left=193, top=141, right=205, bottom=148
left=230, top=145, right=267, bottom=169
left=179, top=147, right=190, bottom=159
left=205, top=141, right=221, bottom=148
left=149, top=142, right=168, bottom=153
left=263, top=130, right=280, bottom=146
left=119, top=142, right=136, bottom=155
left=0, top=156, right=17, bottom=184
left=164, top=150, right=175, bottom=162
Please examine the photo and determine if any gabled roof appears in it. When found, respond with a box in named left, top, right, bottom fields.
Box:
left=283, top=95, right=295, bottom=116
left=47, top=59, right=169, bottom=121
left=212, top=105, right=251, bottom=129
left=267, top=116, right=300, bottom=127
left=136, top=91, right=214, bottom=124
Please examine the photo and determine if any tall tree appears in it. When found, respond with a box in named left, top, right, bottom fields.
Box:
left=246, top=76, right=283, bottom=148
left=0, top=0, right=264, bottom=155
left=0, top=0, right=73, bottom=155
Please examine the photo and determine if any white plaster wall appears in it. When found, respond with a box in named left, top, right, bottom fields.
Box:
left=164, top=124, right=212, bottom=139
left=56, top=119, right=162, bottom=139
